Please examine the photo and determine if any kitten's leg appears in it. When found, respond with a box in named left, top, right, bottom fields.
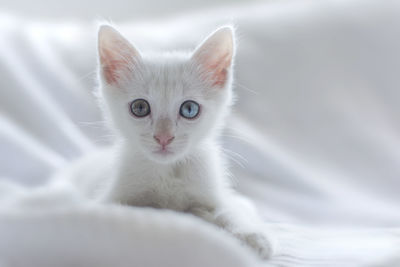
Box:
left=189, top=200, right=275, bottom=259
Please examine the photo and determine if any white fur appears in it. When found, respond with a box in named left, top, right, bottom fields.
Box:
left=56, top=25, right=273, bottom=258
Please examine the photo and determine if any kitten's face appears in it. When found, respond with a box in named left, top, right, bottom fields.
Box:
left=98, top=25, right=234, bottom=163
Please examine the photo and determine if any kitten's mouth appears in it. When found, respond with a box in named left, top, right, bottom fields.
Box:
left=153, top=147, right=173, bottom=156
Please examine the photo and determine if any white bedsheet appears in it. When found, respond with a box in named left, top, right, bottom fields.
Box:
left=1, top=0, right=400, bottom=266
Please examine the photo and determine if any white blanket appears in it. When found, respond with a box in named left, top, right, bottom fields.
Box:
left=1, top=0, right=400, bottom=266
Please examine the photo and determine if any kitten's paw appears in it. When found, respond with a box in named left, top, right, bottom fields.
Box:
left=234, top=232, right=274, bottom=259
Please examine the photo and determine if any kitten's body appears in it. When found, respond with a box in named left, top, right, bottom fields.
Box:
left=57, top=25, right=273, bottom=259
left=71, top=139, right=225, bottom=211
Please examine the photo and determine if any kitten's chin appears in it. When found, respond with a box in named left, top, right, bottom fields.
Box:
left=146, top=148, right=184, bottom=164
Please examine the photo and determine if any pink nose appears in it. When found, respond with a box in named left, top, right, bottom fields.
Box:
left=154, top=134, right=175, bottom=147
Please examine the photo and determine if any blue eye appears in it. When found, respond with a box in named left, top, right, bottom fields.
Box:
left=180, top=100, right=200, bottom=119
left=130, top=99, right=150, bottom=117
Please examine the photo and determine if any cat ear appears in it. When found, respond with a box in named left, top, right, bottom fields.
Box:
left=191, top=26, right=235, bottom=88
left=98, top=25, right=141, bottom=85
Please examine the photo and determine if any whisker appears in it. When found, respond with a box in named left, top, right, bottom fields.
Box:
left=233, top=81, right=259, bottom=95
left=90, top=134, right=116, bottom=145
left=77, top=70, right=97, bottom=82
left=78, top=120, right=108, bottom=129
left=219, top=133, right=251, bottom=144
left=221, top=147, right=247, bottom=169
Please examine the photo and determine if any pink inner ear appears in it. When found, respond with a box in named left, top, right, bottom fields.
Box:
left=212, top=68, right=228, bottom=87
left=98, top=26, right=140, bottom=86
left=100, top=48, right=130, bottom=85
left=192, top=27, right=234, bottom=88
left=100, top=46, right=136, bottom=85
left=205, top=52, right=232, bottom=88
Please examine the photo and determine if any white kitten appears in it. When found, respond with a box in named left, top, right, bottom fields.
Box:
left=60, top=25, right=273, bottom=259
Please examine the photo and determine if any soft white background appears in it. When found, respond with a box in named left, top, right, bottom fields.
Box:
left=0, top=0, right=399, bottom=266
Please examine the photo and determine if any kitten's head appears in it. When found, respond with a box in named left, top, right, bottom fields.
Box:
left=97, top=25, right=235, bottom=164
